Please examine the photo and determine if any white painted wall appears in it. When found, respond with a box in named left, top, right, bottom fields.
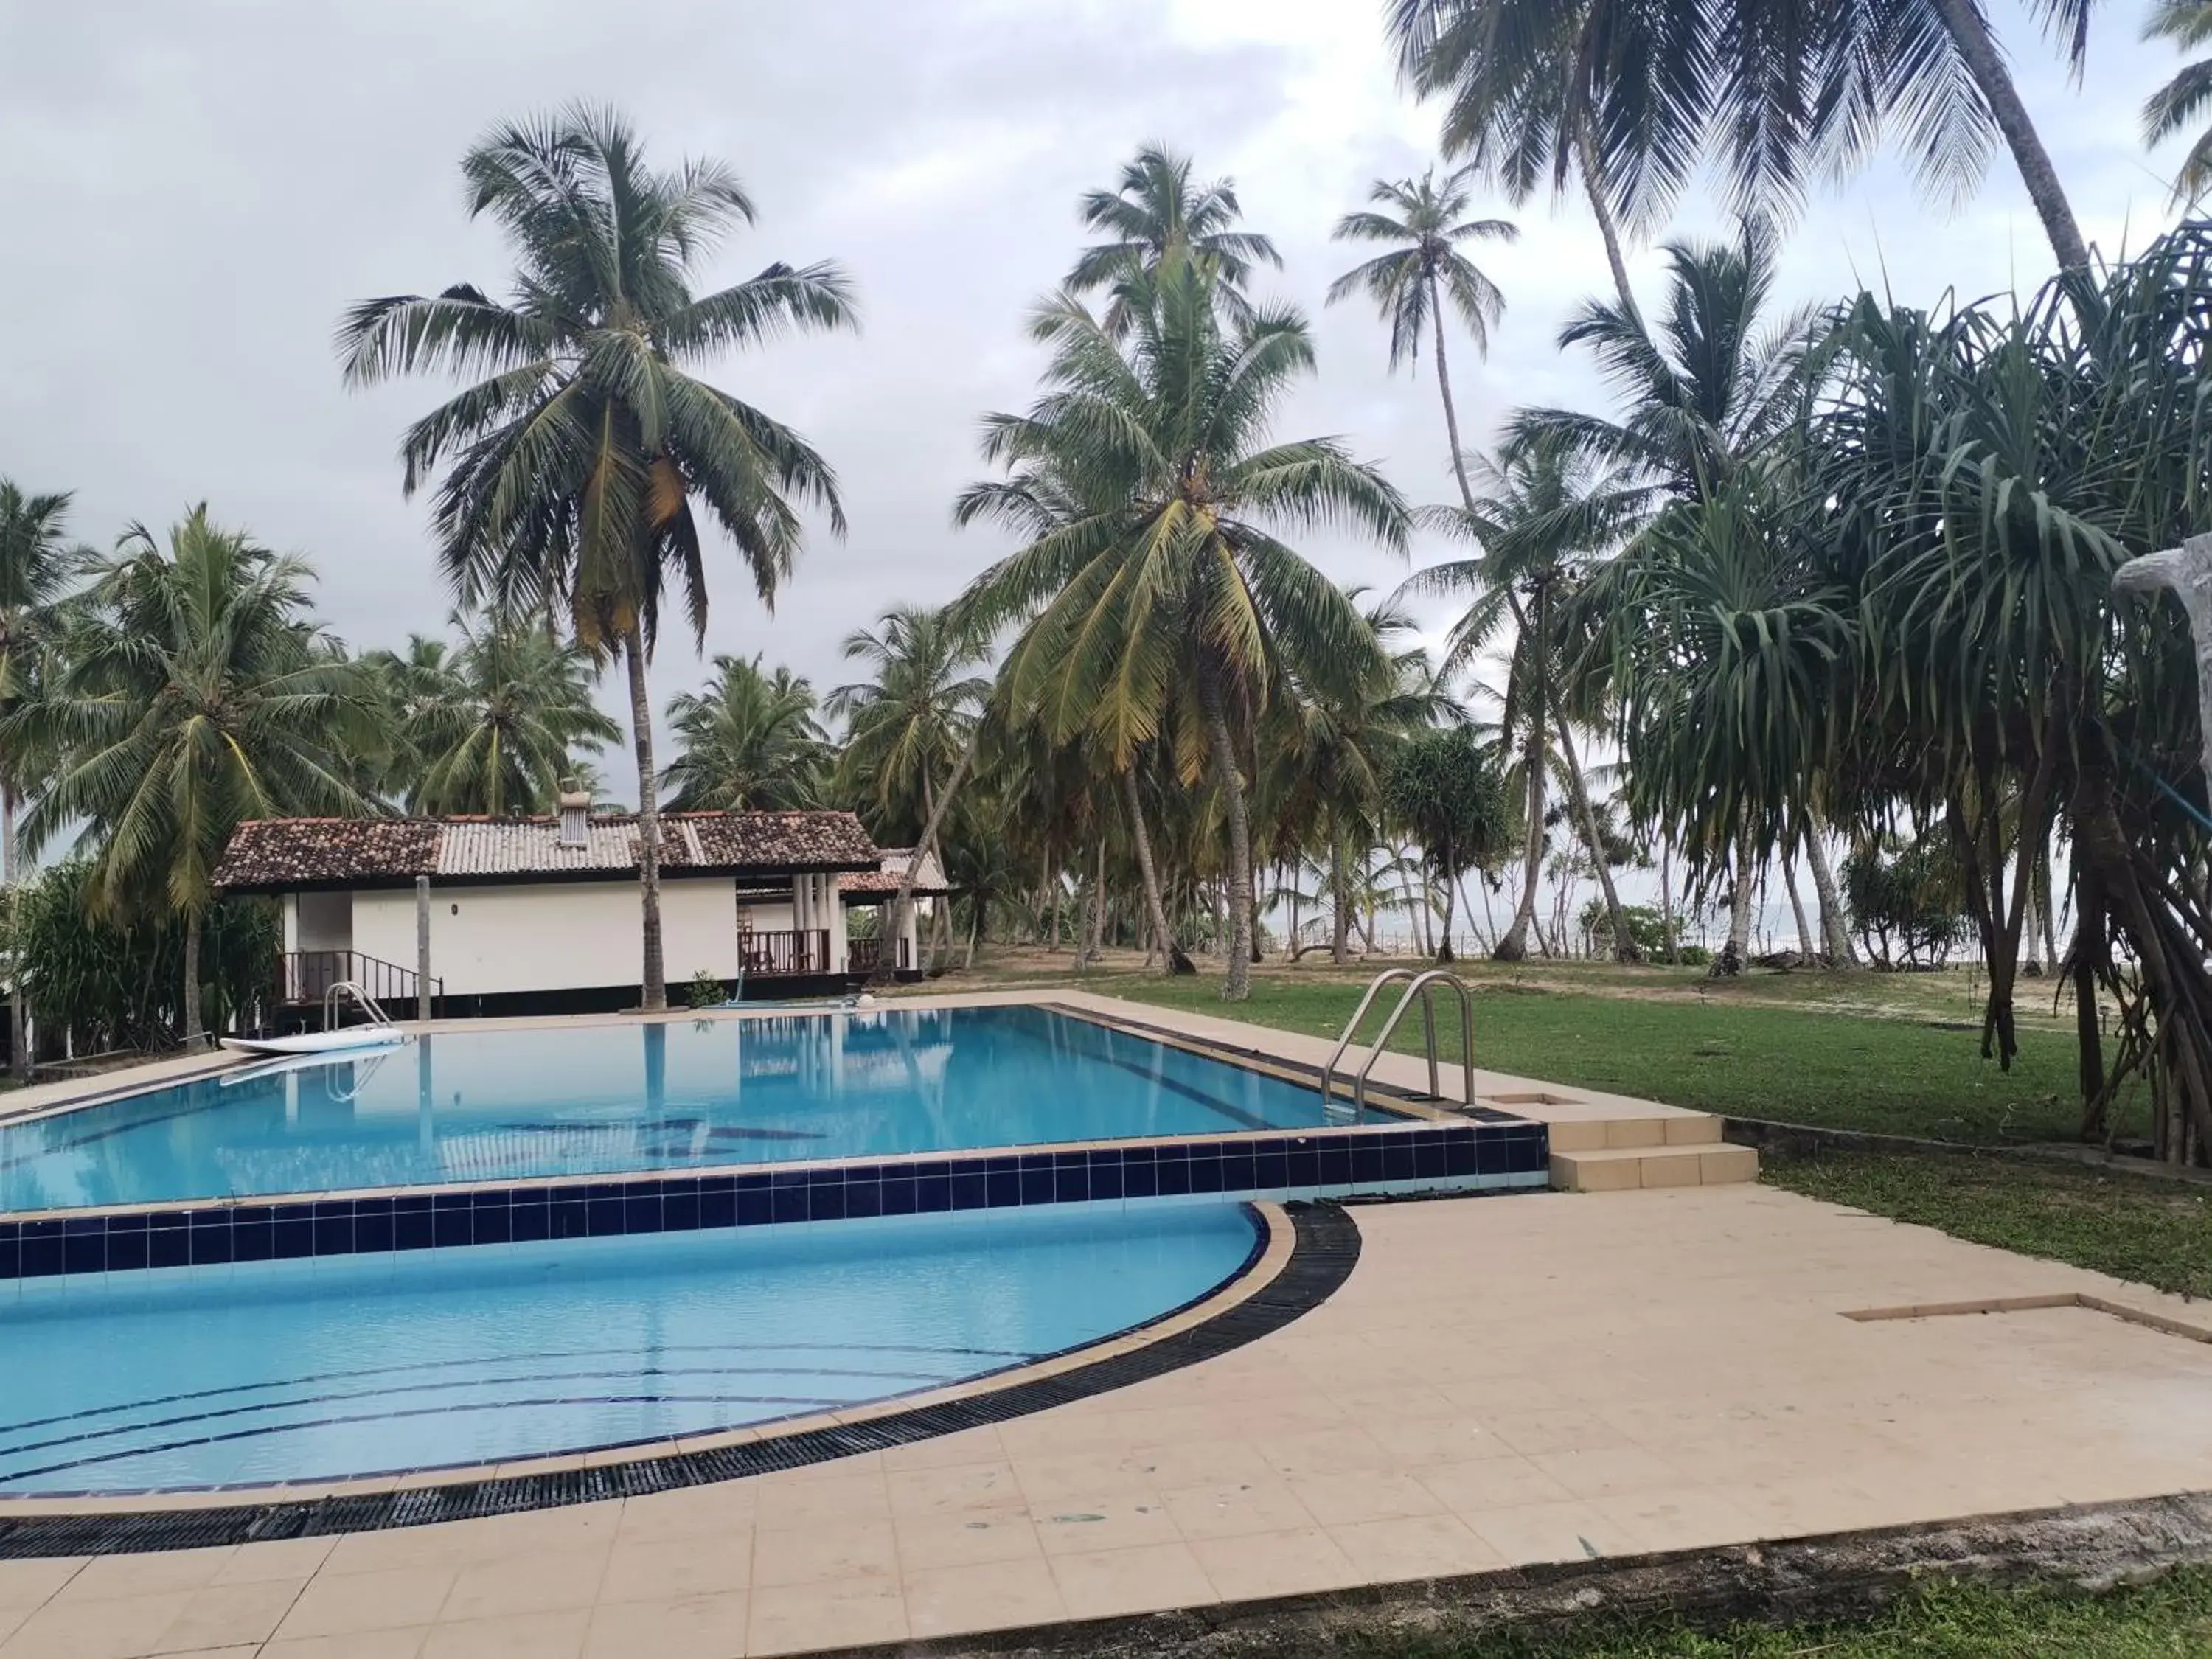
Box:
left=353, top=878, right=739, bottom=997
left=296, top=890, right=353, bottom=953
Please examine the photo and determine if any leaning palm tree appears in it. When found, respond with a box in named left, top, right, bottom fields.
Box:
left=1403, top=437, right=1651, bottom=960
left=336, top=104, right=855, bottom=1009
left=955, top=256, right=1410, bottom=999
left=2145, top=0, right=2212, bottom=204
left=827, top=605, right=992, bottom=842
left=1389, top=0, right=2099, bottom=274
left=0, top=482, right=82, bottom=1077
left=368, top=611, right=618, bottom=815
left=24, top=509, right=377, bottom=1045
left=664, top=654, right=830, bottom=811
left=1067, top=145, right=1282, bottom=331
left=1327, top=166, right=1517, bottom=514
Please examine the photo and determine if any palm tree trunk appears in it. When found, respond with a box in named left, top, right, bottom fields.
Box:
left=1717, top=830, right=1756, bottom=975
left=1575, top=123, right=1644, bottom=327
left=1430, top=274, right=1481, bottom=514
left=1122, top=767, right=1193, bottom=973
left=1437, top=850, right=1458, bottom=964
left=622, top=633, right=667, bottom=1010
left=181, top=905, right=204, bottom=1048
left=1330, top=819, right=1352, bottom=967
left=1495, top=724, right=1546, bottom=961
left=1924, top=0, right=2090, bottom=271
left=1783, top=852, right=1815, bottom=960
left=4, top=785, right=22, bottom=1079
left=877, top=732, right=978, bottom=987
left=1803, top=820, right=1860, bottom=967
left=1551, top=712, right=1638, bottom=962
left=1660, top=840, right=1680, bottom=963
left=1197, top=664, right=1255, bottom=1001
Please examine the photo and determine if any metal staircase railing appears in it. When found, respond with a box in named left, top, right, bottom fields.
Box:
left=323, top=980, right=398, bottom=1032
left=1318, top=968, right=1475, bottom=1116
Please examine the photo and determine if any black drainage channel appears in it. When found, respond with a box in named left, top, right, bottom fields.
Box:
left=0, top=1203, right=1360, bottom=1559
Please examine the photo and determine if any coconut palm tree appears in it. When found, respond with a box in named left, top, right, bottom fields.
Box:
left=955, top=255, right=1409, bottom=999
left=24, top=508, right=378, bottom=1045
left=368, top=611, right=617, bottom=815
left=664, top=655, right=830, bottom=812
left=1327, top=166, right=1517, bottom=513
left=335, top=104, right=855, bottom=1009
left=1067, top=145, right=1282, bottom=331
left=2145, top=1, right=2212, bottom=204
left=1388, top=0, right=2098, bottom=274
left=0, top=482, right=83, bottom=1077
left=828, top=605, right=992, bottom=842
left=1403, top=437, right=1652, bottom=960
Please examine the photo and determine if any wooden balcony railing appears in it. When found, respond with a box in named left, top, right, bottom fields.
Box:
left=843, top=936, right=911, bottom=976
left=276, top=950, right=442, bottom=1012
left=740, top=929, right=832, bottom=978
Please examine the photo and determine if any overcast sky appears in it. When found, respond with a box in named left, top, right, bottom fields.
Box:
left=0, top=0, right=2193, bottom=765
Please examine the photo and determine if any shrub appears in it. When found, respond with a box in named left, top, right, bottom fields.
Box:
left=684, top=969, right=727, bottom=1009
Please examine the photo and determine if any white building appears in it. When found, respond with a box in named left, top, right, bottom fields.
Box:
left=213, top=799, right=950, bottom=1019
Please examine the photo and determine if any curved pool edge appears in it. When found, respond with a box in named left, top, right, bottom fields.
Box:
left=0, top=1201, right=1360, bottom=1557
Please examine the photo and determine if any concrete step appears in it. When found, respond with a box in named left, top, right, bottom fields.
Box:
left=1551, top=1141, right=1759, bottom=1193
left=1539, top=1113, right=1722, bottom=1153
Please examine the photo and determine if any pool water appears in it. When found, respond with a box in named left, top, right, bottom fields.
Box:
left=0, top=1202, right=1262, bottom=1494
left=0, top=1006, right=1357, bottom=1214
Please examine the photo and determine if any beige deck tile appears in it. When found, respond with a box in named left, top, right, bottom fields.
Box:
left=1326, top=1513, right=1506, bottom=1582
left=1032, top=1494, right=1180, bottom=1557
left=1287, top=1471, right=1450, bottom=1528
left=581, top=1593, right=748, bottom=1659
left=1466, top=1498, right=1648, bottom=1565
left=274, top=1568, right=458, bottom=1641
left=885, top=1458, right=1026, bottom=1518
left=880, top=1425, right=1006, bottom=1472
left=419, top=1608, right=589, bottom=1659
left=0, top=1590, right=193, bottom=1659
left=58, top=1551, right=235, bottom=1601
left=1593, top=1489, right=1764, bottom=1551
left=1253, top=1425, right=1398, bottom=1479
left=745, top=1580, right=906, bottom=1656
left=750, top=1468, right=890, bottom=1529
left=1484, top=1408, right=1636, bottom=1458
left=616, top=1485, right=757, bottom=1540
left=439, top=1548, right=608, bottom=1622
left=208, top=1537, right=335, bottom=1585
left=1415, top=1455, right=1577, bottom=1514
left=1527, top=1446, right=1696, bottom=1501
left=893, top=1512, right=1044, bottom=1572
left=1048, top=1540, right=1220, bottom=1621
left=598, top=1534, right=752, bottom=1604
left=902, top=1554, right=1067, bottom=1639
left=1118, top=1438, right=1277, bottom=1489
left=749, top=1518, right=900, bottom=1589
left=152, top=1579, right=307, bottom=1650
left=1009, top=1449, right=1159, bottom=1501
left=260, top=1629, right=430, bottom=1659
left=0, top=1562, right=83, bottom=1613
left=1161, top=1478, right=1320, bottom=1542
left=1189, top=1527, right=1364, bottom=1601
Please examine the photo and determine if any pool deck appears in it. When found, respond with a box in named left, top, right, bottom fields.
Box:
left=3, top=993, right=2210, bottom=1656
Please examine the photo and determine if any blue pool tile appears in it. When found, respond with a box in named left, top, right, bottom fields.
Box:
left=394, top=1206, right=437, bottom=1250
left=1089, top=1160, right=1124, bottom=1201
left=103, top=1230, right=146, bottom=1272
left=950, top=1170, right=988, bottom=1210
left=473, top=1205, right=512, bottom=1245
left=1445, top=1133, right=1480, bottom=1177
left=698, top=1175, right=737, bottom=1198
left=1382, top=1138, right=1416, bottom=1181
left=698, top=1186, right=736, bottom=1228
left=187, top=1218, right=233, bottom=1266
left=586, top=1196, right=626, bottom=1237
left=1155, top=1155, right=1191, bottom=1197
left=914, top=1172, right=951, bottom=1213
left=145, top=1224, right=188, bottom=1270
left=505, top=1202, right=547, bottom=1244
left=1053, top=1164, right=1088, bottom=1203
left=1218, top=1147, right=1256, bottom=1192
left=546, top=1197, right=588, bottom=1241
left=663, top=1191, right=699, bottom=1232
left=61, top=1228, right=104, bottom=1276
left=1349, top=1141, right=1385, bottom=1183
left=1123, top=1158, right=1158, bottom=1199
left=1475, top=1130, right=1510, bottom=1176
left=622, top=1192, right=661, bottom=1234
left=879, top=1174, right=917, bottom=1216
left=984, top=1171, right=1020, bottom=1207
left=1251, top=1141, right=1287, bottom=1189
left=434, top=1206, right=473, bottom=1248
left=1316, top=1141, right=1352, bottom=1185
left=770, top=1183, right=808, bottom=1225
left=844, top=1180, right=882, bottom=1220
left=1285, top=1143, right=1319, bottom=1186
left=734, top=1185, right=771, bottom=1226
left=272, top=1203, right=314, bottom=1227
left=808, top=1181, right=849, bottom=1222
left=274, top=1216, right=316, bottom=1259
left=1019, top=1166, right=1054, bottom=1205
left=1186, top=1152, right=1224, bottom=1195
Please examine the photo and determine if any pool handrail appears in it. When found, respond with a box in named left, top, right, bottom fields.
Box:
left=1322, top=967, right=1476, bottom=1114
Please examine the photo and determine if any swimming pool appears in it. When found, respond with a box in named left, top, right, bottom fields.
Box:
left=0, top=1006, right=1362, bottom=1214
left=0, top=1202, right=1262, bottom=1495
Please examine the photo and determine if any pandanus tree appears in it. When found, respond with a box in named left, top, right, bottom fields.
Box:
left=1326, top=164, right=1517, bottom=515
left=1388, top=0, right=2100, bottom=275
left=336, top=104, right=855, bottom=1009
left=954, top=255, right=1410, bottom=999
left=664, top=655, right=830, bottom=812
left=23, top=509, right=377, bottom=1045
left=367, top=611, right=617, bottom=815
left=0, top=482, right=80, bottom=1075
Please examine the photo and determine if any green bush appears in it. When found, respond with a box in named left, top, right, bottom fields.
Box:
left=684, top=969, right=727, bottom=1009
left=7, top=861, right=276, bottom=1057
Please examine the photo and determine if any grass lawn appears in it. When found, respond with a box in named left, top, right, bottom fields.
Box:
left=1089, top=970, right=2087, bottom=1144
left=1761, top=1144, right=2212, bottom=1299
left=1349, top=1571, right=2212, bottom=1657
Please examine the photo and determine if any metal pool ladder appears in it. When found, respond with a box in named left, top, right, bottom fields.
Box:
left=323, top=980, right=397, bottom=1032
left=1318, top=969, right=1475, bottom=1116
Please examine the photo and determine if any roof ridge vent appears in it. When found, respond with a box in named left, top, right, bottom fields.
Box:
left=556, top=779, right=591, bottom=849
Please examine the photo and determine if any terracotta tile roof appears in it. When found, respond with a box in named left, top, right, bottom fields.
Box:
left=839, top=846, right=952, bottom=897
left=214, top=810, right=881, bottom=893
